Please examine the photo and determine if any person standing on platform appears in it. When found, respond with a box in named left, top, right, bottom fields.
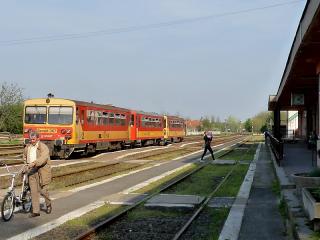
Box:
left=23, top=131, right=52, bottom=217
left=200, top=131, right=215, bottom=162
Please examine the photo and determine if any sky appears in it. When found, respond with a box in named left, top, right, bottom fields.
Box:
left=0, top=0, right=307, bottom=121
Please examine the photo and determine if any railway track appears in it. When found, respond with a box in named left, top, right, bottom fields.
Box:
left=0, top=136, right=247, bottom=190
left=74, top=138, right=248, bottom=240
left=0, top=144, right=23, bottom=157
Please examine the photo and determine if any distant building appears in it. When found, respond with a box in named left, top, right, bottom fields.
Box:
left=288, top=111, right=298, bottom=138
left=185, top=120, right=201, bottom=135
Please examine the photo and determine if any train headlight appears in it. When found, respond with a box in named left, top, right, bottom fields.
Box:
left=24, top=129, right=31, bottom=134
left=61, top=129, right=66, bottom=134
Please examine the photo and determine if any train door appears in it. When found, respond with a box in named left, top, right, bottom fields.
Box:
left=129, top=112, right=137, bottom=140
left=164, top=116, right=169, bottom=139
left=79, top=108, right=85, bottom=140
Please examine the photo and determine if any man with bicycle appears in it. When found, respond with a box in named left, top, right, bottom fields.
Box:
left=23, top=131, right=52, bottom=217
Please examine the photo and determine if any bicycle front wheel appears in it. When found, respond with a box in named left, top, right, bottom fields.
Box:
left=1, top=193, right=15, bottom=221
left=22, top=189, right=32, bottom=213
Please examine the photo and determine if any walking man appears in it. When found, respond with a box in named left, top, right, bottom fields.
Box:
left=200, top=131, right=215, bottom=162
left=23, top=131, right=52, bottom=217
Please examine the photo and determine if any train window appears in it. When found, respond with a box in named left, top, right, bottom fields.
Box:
left=81, top=110, right=84, bottom=125
left=130, top=114, right=134, bottom=126
left=120, top=114, right=126, bottom=126
left=103, top=112, right=108, bottom=125
left=76, top=108, right=79, bottom=124
left=25, top=106, right=47, bottom=124
left=87, top=110, right=95, bottom=125
left=109, top=113, right=114, bottom=125
left=96, top=111, right=103, bottom=125
left=114, top=114, right=120, bottom=125
left=48, top=107, right=73, bottom=125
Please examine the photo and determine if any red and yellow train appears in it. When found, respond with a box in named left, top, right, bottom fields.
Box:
left=23, top=98, right=185, bottom=158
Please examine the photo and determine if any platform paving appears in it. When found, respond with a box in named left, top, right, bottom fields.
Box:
left=208, top=197, right=235, bottom=208
left=282, top=141, right=315, bottom=176
left=101, top=193, right=147, bottom=205
left=212, top=159, right=236, bottom=165
left=238, top=143, right=287, bottom=240
left=145, top=194, right=205, bottom=208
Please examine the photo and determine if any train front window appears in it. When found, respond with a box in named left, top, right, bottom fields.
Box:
left=25, top=106, right=47, bottom=124
left=48, top=107, right=73, bottom=125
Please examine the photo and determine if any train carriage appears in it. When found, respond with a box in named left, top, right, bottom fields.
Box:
left=23, top=97, right=186, bottom=158
left=23, top=98, right=131, bottom=158
left=129, top=111, right=165, bottom=146
left=164, top=115, right=186, bottom=143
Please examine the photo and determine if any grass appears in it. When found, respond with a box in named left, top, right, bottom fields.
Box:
left=278, top=198, right=288, bottom=220
left=134, top=163, right=198, bottom=194
left=163, top=165, right=232, bottom=196
left=311, top=232, right=320, bottom=240
left=34, top=204, right=125, bottom=240
left=214, top=164, right=249, bottom=197
left=187, top=207, right=230, bottom=240
left=206, top=208, right=230, bottom=240
left=0, top=139, right=22, bottom=145
left=218, top=143, right=257, bottom=161
left=127, top=206, right=183, bottom=220
left=272, top=179, right=281, bottom=197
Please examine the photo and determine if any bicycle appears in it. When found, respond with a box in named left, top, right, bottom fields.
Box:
left=1, top=162, right=32, bottom=221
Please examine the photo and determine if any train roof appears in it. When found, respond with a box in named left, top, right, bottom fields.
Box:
left=24, top=98, right=130, bottom=112
left=74, top=100, right=130, bottom=112
left=133, top=110, right=163, bottom=117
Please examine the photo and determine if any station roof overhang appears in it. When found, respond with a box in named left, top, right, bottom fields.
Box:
left=269, top=0, right=320, bottom=111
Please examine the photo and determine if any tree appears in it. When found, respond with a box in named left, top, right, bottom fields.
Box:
left=260, top=124, right=268, bottom=133
left=0, top=82, right=24, bottom=133
left=252, top=111, right=272, bottom=132
left=200, top=117, right=212, bottom=131
left=226, top=116, right=241, bottom=132
left=244, top=118, right=252, bottom=132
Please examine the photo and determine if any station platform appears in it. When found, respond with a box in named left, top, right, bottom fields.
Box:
left=269, top=141, right=316, bottom=239
left=238, top=143, right=287, bottom=240
left=281, top=141, right=316, bottom=176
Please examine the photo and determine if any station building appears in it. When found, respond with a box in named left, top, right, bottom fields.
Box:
left=268, top=0, right=320, bottom=165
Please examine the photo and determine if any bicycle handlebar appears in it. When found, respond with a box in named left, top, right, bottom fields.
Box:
left=0, top=162, right=29, bottom=175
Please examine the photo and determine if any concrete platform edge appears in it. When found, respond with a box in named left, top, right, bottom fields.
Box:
left=268, top=144, right=314, bottom=240
left=218, top=143, right=261, bottom=240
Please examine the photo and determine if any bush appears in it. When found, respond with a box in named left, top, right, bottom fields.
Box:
left=308, top=168, right=320, bottom=177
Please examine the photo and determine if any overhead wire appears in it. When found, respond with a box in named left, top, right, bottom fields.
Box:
left=0, top=0, right=305, bottom=46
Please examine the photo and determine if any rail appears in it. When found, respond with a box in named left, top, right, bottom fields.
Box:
left=265, top=132, right=283, bottom=165
left=75, top=138, right=246, bottom=240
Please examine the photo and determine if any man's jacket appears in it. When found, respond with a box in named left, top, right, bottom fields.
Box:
left=23, top=142, right=52, bottom=186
